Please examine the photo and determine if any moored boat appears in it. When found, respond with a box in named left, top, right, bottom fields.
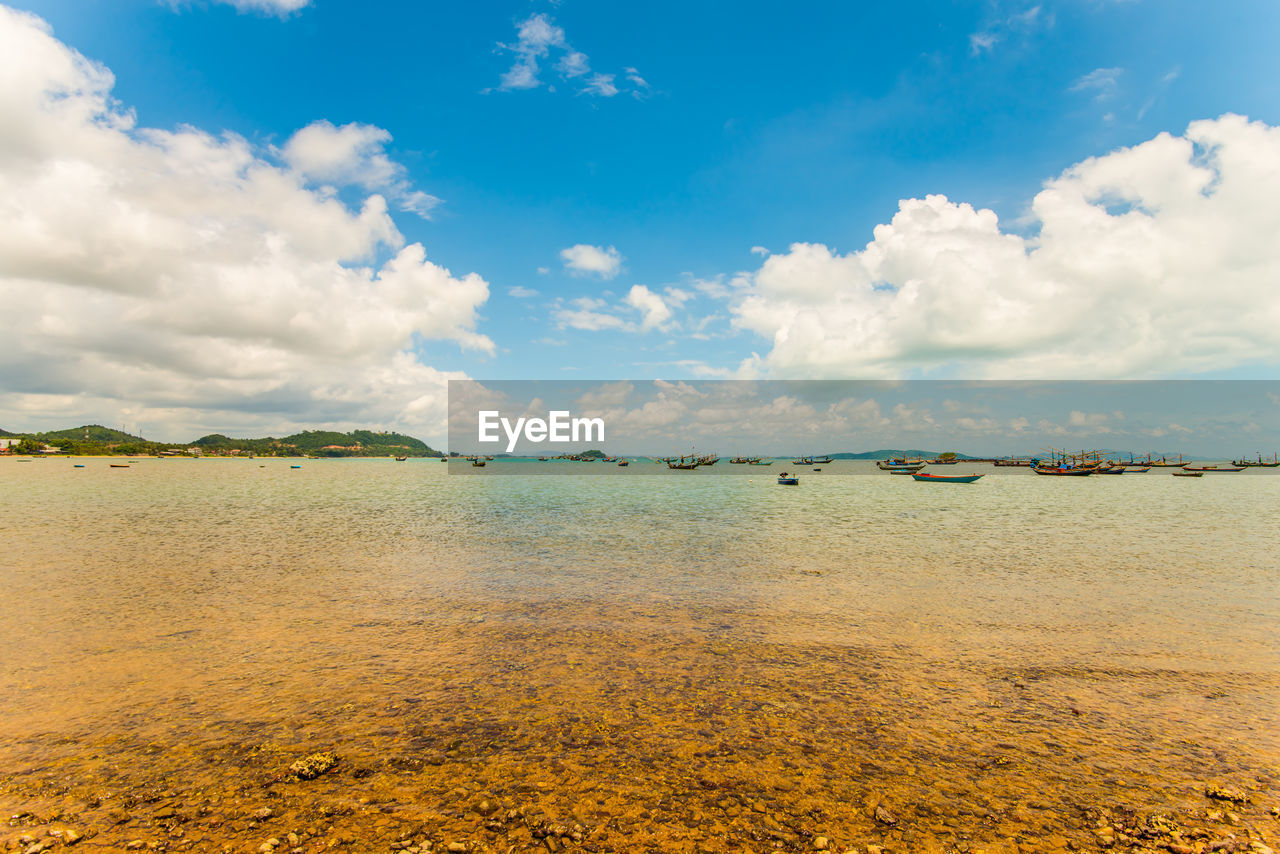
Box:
left=1233, top=452, right=1280, bottom=467
left=877, top=461, right=925, bottom=471
left=1181, top=464, right=1243, bottom=472
left=777, top=472, right=799, bottom=485
left=1031, top=465, right=1092, bottom=476
left=1172, top=470, right=1203, bottom=477
left=912, top=472, right=983, bottom=483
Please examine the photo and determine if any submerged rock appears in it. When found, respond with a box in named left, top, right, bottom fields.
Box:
left=1205, top=785, right=1248, bottom=803
left=288, top=751, right=339, bottom=781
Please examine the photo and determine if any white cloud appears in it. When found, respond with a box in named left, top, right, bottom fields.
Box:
left=560, top=243, right=623, bottom=278
left=970, top=4, right=1048, bottom=55
left=728, top=115, right=1280, bottom=379
left=557, top=50, right=589, bottom=78
left=208, top=0, right=311, bottom=15
left=1070, top=67, right=1123, bottom=101
left=625, top=284, right=673, bottom=331
left=508, top=285, right=539, bottom=298
left=280, top=120, right=442, bottom=219
left=582, top=73, right=618, bottom=98
left=0, top=7, right=490, bottom=441
left=497, top=13, right=565, bottom=91
left=493, top=14, right=646, bottom=99
left=552, top=285, right=691, bottom=333
left=554, top=298, right=631, bottom=332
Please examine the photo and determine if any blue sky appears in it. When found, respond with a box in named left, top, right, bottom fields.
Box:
left=2, top=1, right=1280, bottom=442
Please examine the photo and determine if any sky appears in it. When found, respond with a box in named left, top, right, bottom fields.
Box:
left=1, top=0, right=1279, bottom=447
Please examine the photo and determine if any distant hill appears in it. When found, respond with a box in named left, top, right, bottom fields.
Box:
left=36, top=424, right=147, bottom=443
left=3, top=424, right=439, bottom=457
left=827, top=449, right=981, bottom=460
left=191, top=429, right=439, bottom=457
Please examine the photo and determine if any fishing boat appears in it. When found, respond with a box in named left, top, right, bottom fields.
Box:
left=1031, top=465, right=1092, bottom=476
left=109, top=463, right=130, bottom=468
left=927, top=458, right=960, bottom=465
left=1122, top=465, right=1151, bottom=473
left=290, top=464, right=301, bottom=469
left=1181, top=464, right=1244, bottom=472
left=1143, top=454, right=1188, bottom=467
left=811, top=455, right=834, bottom=465
left=777, top=472, right=799, bottom=485
left=912, top=472, right=983, bottom=483
left=729, top=456, right=759, bottom=464
left=1172, top=470, right=1203, bottom=477
left=994, top=458, right=1032, bottom=466
left=888, top=468, right=918, bottom=475
left=617, top=459, right=628, bottom=466
left=471, top=459, right=486, bottom=467
left=395, top=456, right=407, bottom=461
left=791, top=456, right=813, bottom=465
left=1093, top=465, right=1125, bottom=474
left=73, top=464, right=85, bottom=468
left=877, top=461, right=925, bottom=471
left=1233, top=452, right=1280, bottom=467
left=749, top=459, right=773, bottom=465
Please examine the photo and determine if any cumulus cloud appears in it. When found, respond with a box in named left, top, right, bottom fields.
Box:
left=625, top=285, right=673, bottom=331
left=508, top=285, right=539, bottom=298
left=493, top=14, right=646, bottom=98
left=0, top=6, right=489, bottom=441
left=729, top=115, right=1280, bottom=379
left=560, top=243, right=623, bottom=278
left=280, top=119, right=442, bottom=219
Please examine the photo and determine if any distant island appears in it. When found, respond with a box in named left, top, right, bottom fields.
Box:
left=0, top=425, right=442, bottom=458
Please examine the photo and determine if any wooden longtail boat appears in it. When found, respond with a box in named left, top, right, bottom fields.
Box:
left=777, top=473, right=799, bottom=485
left=1031, top=465, right=1093, bottom=476
left=912, top=472, right=984, bottom=483
left=1233, top=452, right=1280, bottom=467
left=877, top=461, right=925, bottom=471
left=1181, top=465, right=1243, bottom=472
left=1172, top=470, right=1203, bottom=477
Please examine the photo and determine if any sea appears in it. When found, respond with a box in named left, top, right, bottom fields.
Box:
left=1, top=457, right=1278, bottom=853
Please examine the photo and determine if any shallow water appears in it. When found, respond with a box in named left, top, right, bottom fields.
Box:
left=1, top=457, right=1278, bottom=853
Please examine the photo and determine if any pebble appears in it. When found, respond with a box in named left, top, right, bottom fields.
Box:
left=813, top=836, right=830, bottom=850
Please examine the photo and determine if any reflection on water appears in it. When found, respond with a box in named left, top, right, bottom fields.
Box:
left=1, top=458, right=1278, bottom=852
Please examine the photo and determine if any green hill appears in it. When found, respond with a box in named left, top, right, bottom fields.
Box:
left=191, top=429, right=439, bottom=457
left=36, top=424, right=147, bottom=443
left=827, top=449, right=979, bottom=460
left=3, top=423, right=439, bottom=457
